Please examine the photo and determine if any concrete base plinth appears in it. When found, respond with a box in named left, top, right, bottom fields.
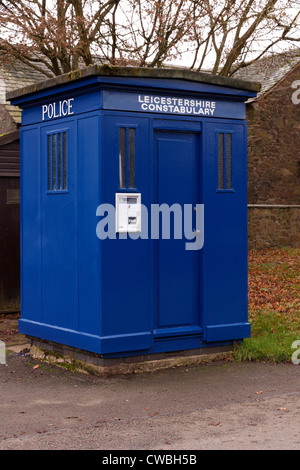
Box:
left=28, top=337, right=233, bottom=376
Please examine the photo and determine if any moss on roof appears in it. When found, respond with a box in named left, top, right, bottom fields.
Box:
left=7, top=64, right=261, bottom=101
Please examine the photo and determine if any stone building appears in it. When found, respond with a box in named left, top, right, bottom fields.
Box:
left=235, top=50, right=300, bottom=249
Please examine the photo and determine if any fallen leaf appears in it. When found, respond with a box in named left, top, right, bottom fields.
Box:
left=255, top=391, right=263, bottom=394
left=208, top=421, right=220, bottom=426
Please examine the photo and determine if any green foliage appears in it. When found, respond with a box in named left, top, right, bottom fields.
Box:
left=232, top=247, right=300, bottom=363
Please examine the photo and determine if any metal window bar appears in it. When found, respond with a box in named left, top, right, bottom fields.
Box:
left=119, top=127, right=136, bottom=189
left=218, top=133, right=224, bottom=190
left=47, top=132, right=67, bottom=192
left=58, top=133, right=62, bottom=190
left=47, top=135, right=52, bottom=191
left=52, top=134, right=57, bottom=191
left=129, top=128, right=135, bottom=188
left=63, top=132, right=67, bottom=190
left=226, top=133, right=232, bottom=189
left=218, top=132, right=232, bottom=190
left=119, top=128, right=126, bottom=188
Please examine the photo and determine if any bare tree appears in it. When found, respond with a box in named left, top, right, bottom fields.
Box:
left=189, top=0, right=300, bottom=75
left=0, top=0, right=121, bottom=77
left=0, top=0, right=299, bottom=77
left=106, top=0, right=204, bottom=67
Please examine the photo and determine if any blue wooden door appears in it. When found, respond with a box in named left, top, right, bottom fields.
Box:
left=154, top=131, right=201, bottom=333
left=40, top=121, right=78, bottom=329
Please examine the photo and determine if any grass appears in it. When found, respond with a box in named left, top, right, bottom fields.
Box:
left=232, top=247, right=300, bottom=363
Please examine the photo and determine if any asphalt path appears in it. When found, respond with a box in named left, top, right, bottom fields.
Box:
left=0, top=350, right=299, bottom=451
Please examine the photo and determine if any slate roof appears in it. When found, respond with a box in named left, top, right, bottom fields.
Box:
left=0, top=60, right=46, bottom=124
left=233, top=49, right=300, bottom=101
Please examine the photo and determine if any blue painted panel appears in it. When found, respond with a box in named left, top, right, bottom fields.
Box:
left=77, top=114, right=102, bottom=337
left=19, top=127, right=41, bottom=323
left=100, top=331, right=153, bottom=354
left=154, top=131, right=200, bottom=330
left=40, top=120, right=78, bottom=329
left=200, top=121, right=249, bottom=341
left=206, top=323, right=250, bottom=341
left=18, top=318, right=102, bottom=353
left=100, top=114, right=153, bottom=353
left=16, top=73, right=254, bottom=357
left=21, top=90, right=102, bottom=126
left=103, top=91, right=245, bottom=119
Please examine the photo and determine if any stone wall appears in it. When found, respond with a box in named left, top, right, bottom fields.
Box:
left=248, top=206, right=300, bottom=249
left=247, top=64, right=300, bottom=249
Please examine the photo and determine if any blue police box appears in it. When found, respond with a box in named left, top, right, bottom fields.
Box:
left=8, top=65, right=260, bottom=359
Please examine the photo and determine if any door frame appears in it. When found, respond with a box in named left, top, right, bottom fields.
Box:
left=152, top=120, right=203, bottom=338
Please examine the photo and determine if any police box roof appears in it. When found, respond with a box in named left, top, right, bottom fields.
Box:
left=7, top=64, right=261, bottom=102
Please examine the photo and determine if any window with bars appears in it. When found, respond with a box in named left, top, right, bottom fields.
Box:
left=119, top=127, right=136, bottom=189
left=47, top=131, right=67, bottom=192
left=217, top=132, right=232, bottom=190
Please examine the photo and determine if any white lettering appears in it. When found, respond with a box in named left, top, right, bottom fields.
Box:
left=102, top=455, right=137, bottom=467
left=146, top=455, right=197, bottom=465
left=48, top=103, right=54, bottom=119
left=41, top=98, right=75, bottom=121
left=62, top=100, right=68, bottom=116
left=68, top=98, right=74, bottom=115
left=42, top=105, right=48, bottom=121
left=137, top=94, right=217, bottom=116
left=53, top=102, right=60, bottom=118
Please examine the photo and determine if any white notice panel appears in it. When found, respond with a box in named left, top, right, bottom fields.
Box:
left=115, top=193, right=141, bottom=233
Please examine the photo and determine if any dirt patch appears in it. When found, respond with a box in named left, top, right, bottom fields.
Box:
left=0, top=313, right=26, bottom=346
